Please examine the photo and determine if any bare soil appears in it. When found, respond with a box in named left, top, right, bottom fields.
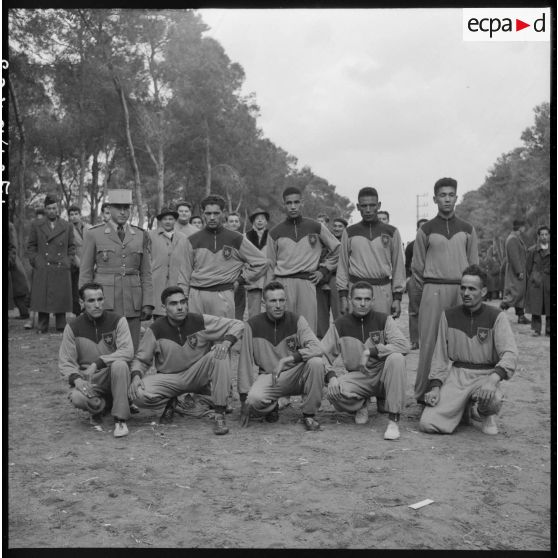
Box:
left=7, top=299, right=552, bottom=549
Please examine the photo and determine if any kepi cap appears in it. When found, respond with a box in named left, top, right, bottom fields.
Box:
left=107, top=189, right=133, bottom=205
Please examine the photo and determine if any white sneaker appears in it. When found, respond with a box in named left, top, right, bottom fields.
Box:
left=481, top=415, right=498, bottom=435
left=383, top=420, right=400, bottom=440
left=355, top=404, right=369, bottom=424
left=114, top=421, right=129, bottom=438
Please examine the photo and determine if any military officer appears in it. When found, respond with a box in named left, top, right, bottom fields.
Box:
left=79, top=189, right=154, bottom=350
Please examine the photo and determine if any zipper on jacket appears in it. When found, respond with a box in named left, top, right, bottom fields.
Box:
left=294, top=221, right=298, bottom=241
left=361, top=317, right=365, bottom=343
left=177, top=325, right=183, bottom=345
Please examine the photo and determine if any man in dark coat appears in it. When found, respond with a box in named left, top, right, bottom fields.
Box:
left=525, top=226, right=551, bottom=336
left=26, top=195, right=76, bottom=333
left=8, top=221, right=30, bottom=319
left=500, top=219, right=531, bottom=324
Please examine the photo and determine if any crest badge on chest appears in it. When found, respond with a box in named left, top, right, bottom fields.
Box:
left=308, top=234, right=318, bottom=247
left=381, top=233, right=390, bottom=247
left=477, top=327, right=490, bottom=344
left=102, top=332, right=115, bottom=348
left=187, top=334, right=199, bottom=349
left=286, top=335, right=298, bottom=352
left=222, top=245, right=233, bottom=260
left=369, top=331, right=383, bottom=345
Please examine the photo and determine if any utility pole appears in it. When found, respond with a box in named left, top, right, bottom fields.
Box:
left=416, top=193, right=429, bottom=223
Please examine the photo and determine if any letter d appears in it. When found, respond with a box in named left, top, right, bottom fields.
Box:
left=534, top=13, right=545, bottom=32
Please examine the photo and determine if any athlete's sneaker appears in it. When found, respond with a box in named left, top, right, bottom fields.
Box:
left=383, top=420, right=400, bottom=440
left=213, top=413, right=229, bottom=435
left=355, top=404, right=369, bottom=425
left=303, top=416, right=321, bottom=431
left=114, top=421, right=129, bottom=438
left=159, top=397, right=177, bottom=424
left=481, top=415, right=499, bottom=435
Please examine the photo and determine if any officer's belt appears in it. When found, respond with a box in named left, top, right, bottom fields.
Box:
left=423, top=277, right=461, bottom=285
left=349, top=275, right=390, bottom=286
left=97, top=269, right=140, bottom=276
left=275, top=272, right=314, bottom=280
left=192, top=283, right=234, bottom=292
left=453, top=361, right=495, bottom=370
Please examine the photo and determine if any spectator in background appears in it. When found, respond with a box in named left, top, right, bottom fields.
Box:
left=525, top=226, right=550, bottom=337
left=190, top=215, right=203, bottom=230
left=245, top=208, right=271, bottom=318
left=501, top=219, right=531, bottom=324
left=23, top=208, right=46, bottom=329
left=100, top=203, right=111, bottom=224
left=226, top=212, right=246, bottom=320
left=405, top=218, right=428, bottom=350
left=175, top=201, right=199, bottom=238
left=8, top=220, right=30, bottom=321
left=68, top=204, right=90, bottom=317
left=377, top=210, right=390, bottom=224
left=483, top=246, right=503, bottom=301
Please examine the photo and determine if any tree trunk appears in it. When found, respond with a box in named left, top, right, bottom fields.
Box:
left=204, top=117, right=211, bottom=196
left=77, top=139, right=87, bottom=209
left=8, top=78, right=26, bottom=258
left=89, top=150, right=100, bottom=223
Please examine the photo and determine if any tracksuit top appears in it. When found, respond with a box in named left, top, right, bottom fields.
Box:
left=237, top=311, right=323, bottom=395
left=411, top=214, right=478, bottom=288
left=58, top=311, right=134, bottom=386
left=322, top=311, right=410, bottom=380
left=336, top=220, right=406, bottom=299
left=266, top=216, right=340, bottom=282
left=179, top=225, right=267, bottom=292
left=130, top=313, right=244, bottom=378
left=428, top=304, right=518, bottom=389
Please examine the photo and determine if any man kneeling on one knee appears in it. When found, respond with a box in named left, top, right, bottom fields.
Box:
left=419, top=265, right=518, bottom=436
left=322, top=281, right=409, bottom=440
left=59, top=282, right=134, bottom=438
left=128, top=286, right=244, bottom=435
left=238, top=281, right=326, bottom=431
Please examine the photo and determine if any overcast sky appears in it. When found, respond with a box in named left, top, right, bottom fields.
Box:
left=198, top=8, right=550, bottom=243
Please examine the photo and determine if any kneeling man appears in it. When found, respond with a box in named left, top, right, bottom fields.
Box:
left=238, top=281, right=325, bottom=431
left=59, top=282, right=134, bottom=437
left=419, top=265, right=518, bottom=435
left=322, top=281, right=409, bottom=440
left=128, top=286, right=243, bottom=435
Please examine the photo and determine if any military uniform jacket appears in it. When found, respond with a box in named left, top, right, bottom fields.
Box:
left=266, top=216, right=340, bottom=283
left=58, top=310, right=134, bottom=384
left=237, top=311, right=323, bottom=395
left=428, top=304, right=517, bottom=388
left=27, top=217, right=75, bottom=313
left=336, top=220, right=406, bottom=299
left=79, top=221, right=154, bottom=317
left=412, top=214, right=478, bottom=288
left=321, top=311, right=410, bottom=380
left=130, top=313, right=244, bottom=377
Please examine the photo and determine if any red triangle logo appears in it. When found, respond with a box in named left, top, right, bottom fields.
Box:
left=516, top=19, right=530, bottom=31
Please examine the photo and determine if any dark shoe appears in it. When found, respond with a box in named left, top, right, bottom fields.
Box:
left=129, top=403, right=140, bottom=414
left=56, top=328, right=65, bottom=333
left=410, top=342, right=419, bottom=350
left=90, top=413, right=103, bottom=425
left=376, top=398, right=387, bottom=414
left=532, top=331, right=541, bottom=337
left=517, top=316, right=531, bottom=325
left=213, top=413, right=229, bottom=435
left=265, top=403, right=279, bottom=423
left=303, top=416, right=321, bottom=431
left=159, top=398, right=177, bottom=424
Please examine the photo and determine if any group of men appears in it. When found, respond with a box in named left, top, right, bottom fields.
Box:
left=12, top=177, right=539, bottom=443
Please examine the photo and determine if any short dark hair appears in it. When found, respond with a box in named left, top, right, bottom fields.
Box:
left=512, top=219, right=526, bottom=231
left=282, top=186, right=302, bottom=200
left=227, top=212, right=240, bottom=220
left=357, top=187, right=378, bottom=201
left=190, top=214, right=202, bottom=222
left=263, top=281, right=286, bottom=297
left=100, top=203, right=110, bottom=212
left=176, top=201, right=192, bottom=211
left=35, top=208, right=45, bottom=217
left=333, top=217, right=348, bottom=228
left=316, top=212, right=330, bottom=223
left=161, top=286, right=186, bottom=305
left=79, top=282, right=104, bottom=299
left=434, top=177, right=457, bottom=195
left=350, top=281, right=374, bottom=297
left=200, top=195, right=226, bottom=211
left=537, top=225, right=550, bottom=236
left=68, top=205, right=81, bottom=214
left=417, top=218, right=428, bottom=229
left=377, top=210, right=390, bottom=220
left=462, top=264, right=487, bottom=288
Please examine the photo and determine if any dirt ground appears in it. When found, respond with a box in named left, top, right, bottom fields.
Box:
left=7, top=298, right=553, bottom=549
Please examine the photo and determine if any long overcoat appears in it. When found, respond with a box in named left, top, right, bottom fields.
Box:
left=503, top=233, right=527, bottom=307
left=8, top=222, right=30, bottom=308
left=26, top=218, right=75, bottom=313
left=149, top=228, right=189, bottom=315
left=525, top=244, right=550, bottom=316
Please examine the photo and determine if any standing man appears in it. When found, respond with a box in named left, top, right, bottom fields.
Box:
left=149, top=206, right=189, bottom=319
left=59, top=282, right=134, bottom=438
left=245, top=207, right=271, bottom=318
left=238, top=281, right=326, bottom=431
left=179, top=194, right=267, bottom=318
left=337, top=187, right=405, bottom=318
left=405, top=218, right=428, bottom=350
left=500, top=220, right=531, bottom=324
left=8, top=220, right=30, bottom=321
left=322, top=281, right=409, bottom=440
left=99, top=203, right=112, bottom=225
left=377, top=210, right=390, bottom=224
left=128, top=286, right=244, bottom=435
left=225, top=212, right=246, bottom=320
left=412, top=177, right=478, bottom=404
left=419, top=265, right=517, bottom=436
left=266, top=187, right=340, bottom=334
left=79, top=189, right=154, bottom=351
left=175, top=201, right=199, bottom=238
left=525, top=225, right=551, bottom=337
left=27, top=194, right=75, bottom=333
left=68, top=204, right=90, bottom=317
